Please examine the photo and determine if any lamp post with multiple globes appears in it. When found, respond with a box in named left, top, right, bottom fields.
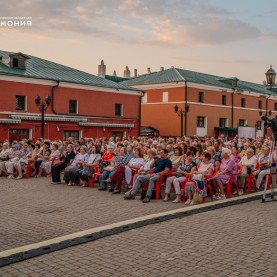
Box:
left=35, top=95, right=51, bottom=139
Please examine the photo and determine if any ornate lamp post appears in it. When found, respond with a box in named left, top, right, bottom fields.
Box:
left=260, top=66, right=276, bottom=137
left=174, top=104, right=189, bottom=137
left=35, top=95, right=51, bottom=139
left=265, top=65, right=276, bottom=88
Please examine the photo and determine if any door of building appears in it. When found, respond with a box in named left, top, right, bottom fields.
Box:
left=63, top=131, right=80, bottom=141
left=111, top=131, right=124, bottom=138
left=9, top=129, right=30, bottom=142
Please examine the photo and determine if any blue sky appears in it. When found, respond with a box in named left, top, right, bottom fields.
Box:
left=1, top=0, right=277, bottom=83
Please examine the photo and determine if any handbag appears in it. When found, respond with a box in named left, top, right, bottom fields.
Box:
left=0, top=156, right=9, bottom=161
left=98, top=161, right=110, bottom=173
left=103, top=165, right=116, bottom=172
left=82, top=165, right=93, bottom=177
left=192, top=173, right=204, bottom=182
left=192, top=192, right=203, bottom=204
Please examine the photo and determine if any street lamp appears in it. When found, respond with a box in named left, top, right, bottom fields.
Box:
left=265, top=65, right=276, bottom=88
left=260, top=65, right=276, bottom=137
left=174, top=104, right=189, bottom=137
left=35, top=95, right=51, bottom=139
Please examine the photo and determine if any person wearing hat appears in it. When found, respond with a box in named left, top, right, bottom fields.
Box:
left=0, top=142, right=11, bottom=176
left=5, top=144, right=22, bottom=179
left=152, top=141, right=158, bottom=148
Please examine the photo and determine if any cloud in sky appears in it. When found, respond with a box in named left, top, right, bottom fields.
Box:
left=0, top=0, right=268, bottom=47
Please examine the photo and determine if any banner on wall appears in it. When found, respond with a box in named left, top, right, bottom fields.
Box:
left=238, top=127, right=256, bottom=139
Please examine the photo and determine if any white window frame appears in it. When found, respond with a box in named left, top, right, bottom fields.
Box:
left=142, top=93, right=147, bottom=103
left=162, top=92, right=168, bottom=102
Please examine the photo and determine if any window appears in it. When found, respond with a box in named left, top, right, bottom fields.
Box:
left=241, top=98, right=246, bottom=107
left=256, top=121, right=262, bottom=130
left=13, top=58, right=19, bottom=68
left=9, top=129, right=29, bottom=142
left=239, top=119, right=246, bottom=127
left=115, top=104, right=123, bottom=116
left=142, top=92, right=147, bottom=103
left=274, top=103, right=277, bottom=111
left=162, top=92, right=168, bottom=102
left=69, top=100, right=77, bottom=114
left=15, top=95, right=26, bottom=110
left=111, top=131, right=124, bottom=138
left=197, top=116, right=205, bottom=128
left=63, top=131, right=79, bottom=141
left=198, top=92, right=204, bottom=103
left=219, top=118, right=227, bottom=128
left=222, top=95, right=226, bottom=105
left=258, top=100, right=262, bottom=110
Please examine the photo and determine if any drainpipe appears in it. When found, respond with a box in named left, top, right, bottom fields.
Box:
left=265, top=95, right=271, bottom=116
left=51, top=81, right=60, bottom=114
left=264, top=95, right=271, bottom=137
left=231, top=89, right=236, bottom=128
left=138, top=90, right=145, bottom=137
left=184, top=81, right=188, bottom=136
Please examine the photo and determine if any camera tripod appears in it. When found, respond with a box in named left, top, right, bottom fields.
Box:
left=262, top=136, right=277, bottom=203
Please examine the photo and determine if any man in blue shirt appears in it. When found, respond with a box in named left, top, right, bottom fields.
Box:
left=124, top=148, right=172, bottom=203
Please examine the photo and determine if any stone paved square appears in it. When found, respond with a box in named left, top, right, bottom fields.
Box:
left=0, top=176, right=185, bottom=252
left=1, top=199, right=277, bottom=276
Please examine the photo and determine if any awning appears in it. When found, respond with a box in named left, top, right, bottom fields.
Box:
left=214, top=127, right=238, bottom=132
left=79, top=122, right=134, bottom=128
left=10, top=115, right=87, bottom=123
left=0, top=119, right=21, bottom=124
left=140, top=126, right=160, bottom=136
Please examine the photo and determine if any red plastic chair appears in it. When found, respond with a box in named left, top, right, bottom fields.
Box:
left=155, top=167, right=173, bottom=200
left=88, top=165, right=102, bottom=187
left=226, top=163, right=242, bottom=198
left=180, top=174, right=192, bottom=202
left=245, top=162, right=260, bottom=193
left=128, top=168, right=139, bottom=189
left=203, top=167, right=218, bottom=203
left=25, top=155, right=38, bottom=178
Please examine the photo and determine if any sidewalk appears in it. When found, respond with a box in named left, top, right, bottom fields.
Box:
left=1, top=199, right=277, bottom=276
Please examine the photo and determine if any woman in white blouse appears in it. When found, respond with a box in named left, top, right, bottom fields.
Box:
left=107, top=148, right=145, bottom=194
left=64, top=146, right=89, bottom=186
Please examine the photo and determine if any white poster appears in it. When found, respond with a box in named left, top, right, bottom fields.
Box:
left=238, top=127, right=256, bottom=139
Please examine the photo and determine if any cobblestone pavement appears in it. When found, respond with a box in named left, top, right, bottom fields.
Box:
left=0, top=177, right=187, bottom=251
left=1, top=200, right=277, bottom=276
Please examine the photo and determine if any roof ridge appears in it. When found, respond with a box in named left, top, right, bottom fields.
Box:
left=173, top=68, right=186, bottom=81
left=0, top=50, right=140, bottom=92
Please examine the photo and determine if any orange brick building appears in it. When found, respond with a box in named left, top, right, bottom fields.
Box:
left=0, top=51, right=143, bottom=142
left=123, top=68, right=277, bottom=137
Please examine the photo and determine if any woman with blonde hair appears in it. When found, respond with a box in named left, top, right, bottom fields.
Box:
left=210, top=148, right=237, bottom=200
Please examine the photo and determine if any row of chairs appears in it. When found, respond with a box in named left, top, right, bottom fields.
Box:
left=23, top=158, right=271, bottom=203
left=84, top=162, right=272, bottom=202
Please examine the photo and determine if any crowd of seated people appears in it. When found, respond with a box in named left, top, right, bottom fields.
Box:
left=0, top=134, right=276, bottom=205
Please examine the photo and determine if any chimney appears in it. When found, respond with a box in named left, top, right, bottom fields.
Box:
left=160, top=67, right=164, bottom=71
left=113, top=70, right=117, bottom=76
left=232, top=77, right=238, bottom=87
left=147, top=67, right=151, bottom=74
left=98, top=59, right=106, bottom=77
left=123, top=66, right=131, bottom=78
left=134, top=69, right=138, bottom=77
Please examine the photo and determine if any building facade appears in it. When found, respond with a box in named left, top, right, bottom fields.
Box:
left=0, top=51, right=143, bottom=142
left=122, top=67, right=277, bottom=137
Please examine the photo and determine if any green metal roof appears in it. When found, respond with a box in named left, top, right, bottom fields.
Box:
left=105, top=75, right=129, bottom=83
left=122, top=67, right=276, bottom=96
left=0, top=50, right=139, bottom=92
